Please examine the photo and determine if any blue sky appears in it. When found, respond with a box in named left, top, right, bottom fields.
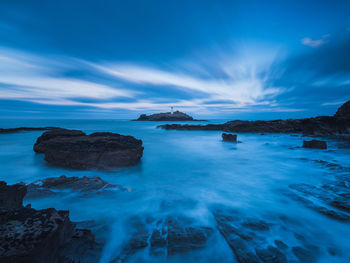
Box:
left=0, top=0, right=349, bottom=119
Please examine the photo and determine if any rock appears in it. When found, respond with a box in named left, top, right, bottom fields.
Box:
left=274, top=240, right=288, bottom=250
left=159, top=100, right=350, bottom=136
left=255, top=246, right=287, bottom=263
left=286, top=178, right=350, bottom=222
left=26, top=175, right=124, bottom=199
left=302, top=140, right=327, bottom=149
left=135, top=111, right=198, bottom=121
left=0, top=127, right=59, bottom=134
left=33, top=129, right=144, bottom=170
left=292, top=246, right=319, bottom=263
left=0, top=181, right=27, bottom=210
left=222, top=133, right=237, bottom=142
left=334, top=100, right=350, bottom=119
left=33, top=129, right=86, bottom=153
left=212, top=206, right=321, bottom=263
left=0, top=181, right=99, bottom=263
left=57, top=228, right=102, bottom=263
left=114, top=215, right=213, bottom=261
left=166, top=216, right=213, bottom=256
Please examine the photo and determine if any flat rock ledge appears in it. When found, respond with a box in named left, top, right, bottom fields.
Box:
left=0, top=181, right=99, bottom=263
left=26, top=175, right=128, bottom=199
left=33, top=129, right=144, bottom=170
left=0, top=127, right=59, bottom=134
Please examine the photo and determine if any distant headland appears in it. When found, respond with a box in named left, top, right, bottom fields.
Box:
left=159, top=100, right=350, bottom=136
left=134, top=110, right=204, bottom=121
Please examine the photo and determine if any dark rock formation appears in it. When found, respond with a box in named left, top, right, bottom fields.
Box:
left=113, top=215, right=213, bottom=261
left=284, top=160, right=350, bottom=222
left=33, top=129, right=144, bottom=170
left=26, top=175, right=126, bottom=199
left=334, top=100, right=350, bottom=119
left=0, top=181, right=99, bottom=263
left=0, top=181, right=27, bottom=210
left=159, top=100, right=350, bottom=136
left=0, top=127, right=58, bottom=134
left=222, top=133, right=237, bottom=142
left=135, top=111, right=197, bottom=121
left=302, top=140, right=327, bottom=149
left=212, top=206, right=321, bottom=263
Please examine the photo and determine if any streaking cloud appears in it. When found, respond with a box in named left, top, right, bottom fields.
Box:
left=0, top=46, right=284, bottom=114
left=0, top=48, right=134, bottom=104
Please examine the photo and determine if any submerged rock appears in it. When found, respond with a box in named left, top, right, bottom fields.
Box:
left=114, top=215, right=214, bottom=261
left=159, top=100, right=350, bottom=136
left=33, top=129, right=144, bottom=170
left=302, top=140, right=327, bottom=149
left=286, top=173, right=350, bottom=223
left=26, top=175, right=125, bottom=199
left=222, top=133, right=237, bottom=142
left=0, top=181, right=99, bottom=263
left=135, top=111, right=197, bottom=121
left=211, top=206, right=329, bottom=263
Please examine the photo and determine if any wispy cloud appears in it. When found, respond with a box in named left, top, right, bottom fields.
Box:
left=0, top=48, right=134, bottom=103
left=301, top=37, right=325, bottom=48
left=301, top=34, right=330, bottom=48
left=0, top=46, right=288, bottom=114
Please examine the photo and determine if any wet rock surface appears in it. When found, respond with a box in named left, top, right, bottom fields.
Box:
left=212, top=207, right=323, bottom=263
left=33, top=129, right=144, bottom=170
left=0, top=181, right=100, bottom=263
left=113, top=215, right=214, bottom=262
left=135, top=110, right=197, bottom=121
left=302, top=140, right=327, bottom=149
left=159, top=100, right=350, bottom=136
left=0, top=127, right=59, bottom=134
left=26, top=175, right=127, bottom=199
left=222, top=133, right=237, bottom=142
left=286, top=180, right=350, bottom=222
left=285, top=159, right=350, bottom=222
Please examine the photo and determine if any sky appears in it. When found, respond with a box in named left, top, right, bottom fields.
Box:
left=0, top=0, right=349, bottom=119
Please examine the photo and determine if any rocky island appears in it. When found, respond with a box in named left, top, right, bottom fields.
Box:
left=159, top=100, right=350, bottom=136
left=33, top=129, right=144, bottom=170
left=135, top=110, right=201, bottom=121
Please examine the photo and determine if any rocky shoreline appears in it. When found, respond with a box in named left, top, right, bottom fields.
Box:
left=0, top=181, right=101, bottom=263
left=159, top=100, right=350, bottom=136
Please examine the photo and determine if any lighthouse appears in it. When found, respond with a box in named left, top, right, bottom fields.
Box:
left=171, top=106, right=174, bottom=114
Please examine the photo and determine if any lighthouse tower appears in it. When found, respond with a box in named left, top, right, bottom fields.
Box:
left=171, top=106, right=174, bottom=114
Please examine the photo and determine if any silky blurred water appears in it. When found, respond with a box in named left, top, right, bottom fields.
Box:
left=0, top=119, right=349, bottom=262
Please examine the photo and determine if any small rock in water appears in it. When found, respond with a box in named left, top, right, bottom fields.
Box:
left=222, top=133, right=237, bottom=142
left=302, top=140, right=327, bottom=149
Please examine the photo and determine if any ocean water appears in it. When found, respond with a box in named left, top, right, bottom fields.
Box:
left=0, top=119, right=350, bottom=262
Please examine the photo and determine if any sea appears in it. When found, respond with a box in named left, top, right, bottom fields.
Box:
left=0, top=119, right=349, bottom=263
